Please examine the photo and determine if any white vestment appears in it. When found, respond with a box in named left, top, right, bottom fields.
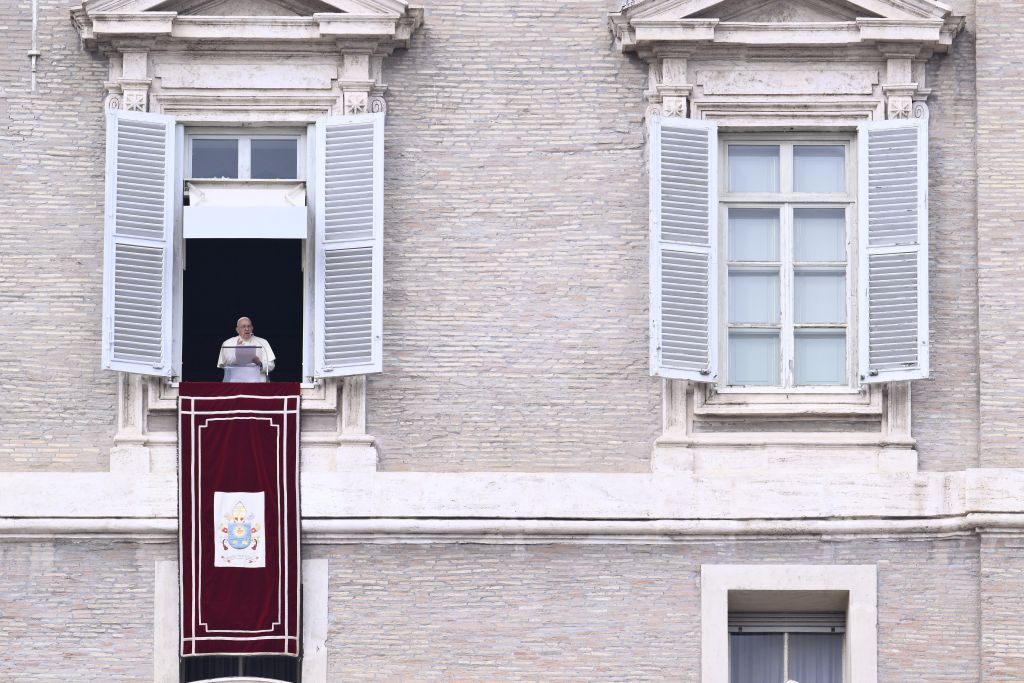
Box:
left=217, top=335, right=276, bottom=382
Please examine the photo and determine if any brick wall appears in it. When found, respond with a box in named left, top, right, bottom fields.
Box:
left=980, top=534, right=1024, bottom=680
left=0, top=541, right=175, bottom=682
left=0, top=0, right=990, bottom=473
left=312, top=537, right=980, bottom=681
left=914, top=0, right=980, bottom=471
left=368, top=0, right=660, bottom=471
left=0, top=0, right=115, bottom=471
left=975, top=0, right=1024, bottom=467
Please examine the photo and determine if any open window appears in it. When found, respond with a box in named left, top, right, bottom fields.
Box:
left=100, top=109, right=385, bottom=382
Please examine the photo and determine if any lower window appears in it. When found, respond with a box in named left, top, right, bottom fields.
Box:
left=180, top=655, right=299, bottom=682
left=730, top=612, right=845, bottom=683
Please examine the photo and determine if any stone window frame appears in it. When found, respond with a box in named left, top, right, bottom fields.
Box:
left=154, top=559, right=329, bottom=683
left=700, top=564, right=878, bottom=683
left=609, top=0, right=963, bottom=472
left=72, top=0, right=423, bottom=474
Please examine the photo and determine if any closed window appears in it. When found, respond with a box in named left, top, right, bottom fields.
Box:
left=188, top=134, right=301, bottom=180
left=729, top=612, right=845, bottom=683
left=722, top=139, right=854, bottom=388
left=649, top=117, right=929, bottom=388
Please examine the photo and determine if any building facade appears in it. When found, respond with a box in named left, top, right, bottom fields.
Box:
left=2, top=0, right=1022, bottom=680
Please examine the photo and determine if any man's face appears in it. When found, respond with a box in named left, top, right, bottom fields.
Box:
left=236, top=319, right=254, bottom=340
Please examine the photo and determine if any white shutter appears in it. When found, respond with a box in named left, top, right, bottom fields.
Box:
left=857, top=118, right=929, bottom=383
left=313, top=113, right=384, bottom=377
left=650, top=116, right=718, bottom=381
left=101, top=109, right=176, bottom=376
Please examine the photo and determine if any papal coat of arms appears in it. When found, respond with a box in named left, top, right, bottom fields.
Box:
left=214, top=492, right=266, bottom=568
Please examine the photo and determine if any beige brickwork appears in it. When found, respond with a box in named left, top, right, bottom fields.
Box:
left=976, top=0, right=1024, bottom=467
left=981, top=534, right=1024, bottom=680
left=914, top=1, right=981, bottom=471
left=0, top=541, right=176, bottom=682
left=311, top=538, right=980, bottom=681
left=0, top=0, right=114, bottom=472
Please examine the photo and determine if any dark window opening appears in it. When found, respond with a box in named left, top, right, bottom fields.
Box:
left=180, top=655, right=299, bottom=682
left=182, top=238, right=303, bottom=383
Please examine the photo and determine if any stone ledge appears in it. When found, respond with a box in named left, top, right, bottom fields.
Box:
left=1, top=468, right=1023, bottom=524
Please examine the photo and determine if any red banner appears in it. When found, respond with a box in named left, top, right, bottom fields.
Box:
left=179, top=382, right=301, bottom=657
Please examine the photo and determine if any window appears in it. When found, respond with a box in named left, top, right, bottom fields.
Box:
left=700, top=565, right=877, bottom=683
left=721, top=138, right=854, bottom=389
left=100, top=110, right=385, bottom=381
left=729, top=611, right=845, bottom=683
left=180, top=655, right=298, bottom=682
left=188, top=133, right=302, bottom=180
left=649, top=117, right=929, bottom=387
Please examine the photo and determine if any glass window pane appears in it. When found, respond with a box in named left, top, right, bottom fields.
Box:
left=729, top=145, right=780, bottom=193
left=794, top=145, right=845, bottom=193
left=251, top=139, right=298, bottom=179
left=730, top=271, right=780, bottom=324
left=788, top=633, right=844, bottom=683
left=795, top=331, right=846, bottom=385
left=795, top=272, right=845, bottom=324
left=795, top=208, right=846, bottom=262
left=191, top=139, right=238, bottom=178
left=730, top=633, right=784, bottom=683
left=729, top=208, right=780, bottom=262
left=729, top=331, right=781, bottom=386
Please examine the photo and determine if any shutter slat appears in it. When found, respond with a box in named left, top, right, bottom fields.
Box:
left=315, top=114, right=384, bottom=376
left=102, top=110, right=176, bottom=376
left=651, top=117, right=718, bottom=381
left=858, top=119, right=929, bottom=382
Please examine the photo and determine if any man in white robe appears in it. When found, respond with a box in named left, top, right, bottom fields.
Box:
left=217, top=316, right=276, bottom=382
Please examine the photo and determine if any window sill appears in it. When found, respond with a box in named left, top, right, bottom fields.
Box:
left=656, top=379, right=914, bottom=474
left=695, top=382, right=880, bottom=418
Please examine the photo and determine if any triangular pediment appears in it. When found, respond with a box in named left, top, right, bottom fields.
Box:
left=150, top=0, right=339, bottom=16
left=83, top=0, right=408, bottom=16
left=626, top=0, right=952, bottom=21
left=690, top=0, right=877, bottom=22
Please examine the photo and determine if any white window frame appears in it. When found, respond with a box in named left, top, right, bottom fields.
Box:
left=701, top=564, right=877, bottom=683
left=717, top=133, right=859, bottom=394
left=186, top=129, right=306, bottom=181
left=176, top=127, right=314, bottom=382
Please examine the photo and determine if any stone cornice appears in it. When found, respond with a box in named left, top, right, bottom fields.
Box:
left=3, top=469, right=1024, bottom=532
left=609, top=0, right=963, bottom=56
left=72, top=2, right=423, bottom=52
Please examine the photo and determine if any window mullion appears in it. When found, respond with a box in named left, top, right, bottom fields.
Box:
left=239, top=137, right=251, bottom=179
left=781, top=203, right=794, bottom=388
left=783, top=632, right=790, bottom=680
